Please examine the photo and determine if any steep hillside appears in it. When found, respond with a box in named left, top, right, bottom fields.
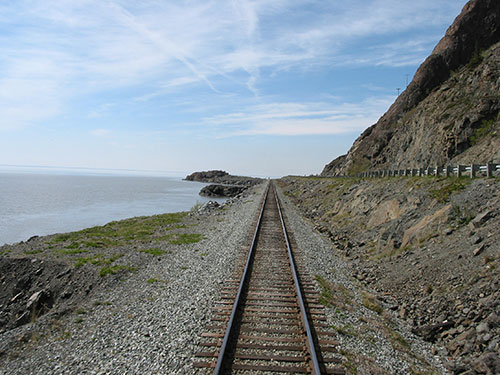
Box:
left=278, top=176, right=500, bottom=374
left=322, top=0, right=500, bottom=176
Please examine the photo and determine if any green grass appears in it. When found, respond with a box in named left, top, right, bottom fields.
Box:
left=50, top=212, right=188, bottom=248
left=430, top=178, right=470, bottom=203
left=339, top=349, right=358, bottom=375
left=74, top=254, right=123, bottom=267
left=383, top=323, right=410, bottom=350
left=315, top=275, right=334, bottom=307
left=332, top=324, right=356, bottom=337
left=470, top=118, right=496, bottom=145
left=51, top=233, right=73, bottom=243
left=362, top=292, right=383, bottom=315
left=24, top=249, right=43, bottom=255
left=146, top=277, right=167, bottom=284
left=99, top=265, right=136, bottom=277
left=56, top=248, right=88, bottom=255
left=140, top=248, right=169, bottom=256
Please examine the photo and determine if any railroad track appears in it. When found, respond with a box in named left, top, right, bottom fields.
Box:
left=194, top=182, right=346, bottom=374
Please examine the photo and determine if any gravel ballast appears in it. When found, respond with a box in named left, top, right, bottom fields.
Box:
left=0, top=184, right=266, bottom=375
left=1, top=180, right=452, bottom=374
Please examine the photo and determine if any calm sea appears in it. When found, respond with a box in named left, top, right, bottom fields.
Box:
left=0, top=170, right=222, bottom=246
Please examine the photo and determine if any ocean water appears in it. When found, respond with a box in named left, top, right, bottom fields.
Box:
left=0, top=171, right=222, bottom=246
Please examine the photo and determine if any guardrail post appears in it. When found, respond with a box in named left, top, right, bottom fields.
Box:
left=487, top=163, right=493, bottom=177
left=445, top=166, right=451, bottom=177
left=435, top=166, right=440, bottom=177
left=471, top=164, right=478, bottom=178
left=457, top=165, right=464, bottom=177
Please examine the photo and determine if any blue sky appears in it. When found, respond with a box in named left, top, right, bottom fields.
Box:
left=0, top=0, right=468, bottom=177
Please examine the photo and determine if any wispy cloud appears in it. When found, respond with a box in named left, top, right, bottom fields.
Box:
left=201, top=97, right=395, bottom=137
left=0, top=0, right=467, bottom=131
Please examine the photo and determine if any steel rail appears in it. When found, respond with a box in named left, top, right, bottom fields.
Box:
left=274, top=184, right=322, bottom=375
left=213, top=182, right=270, bottom=375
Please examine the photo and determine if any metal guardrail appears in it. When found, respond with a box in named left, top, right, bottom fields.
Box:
left=356, top=163, right=500, bottom=179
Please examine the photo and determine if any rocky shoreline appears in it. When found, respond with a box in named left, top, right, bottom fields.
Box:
left=184, top=170, right=263, bottom=187
left=0, top=184, right=265, bottom=374
left=185, top=170, right=263, bottom=198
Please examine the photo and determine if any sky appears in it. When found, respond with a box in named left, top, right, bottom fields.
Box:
left=0, top=0, right=469, bottom=177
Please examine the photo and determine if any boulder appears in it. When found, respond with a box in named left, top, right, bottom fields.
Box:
left=401, top=205, right=451, bottom=247
left=184, top=170, right=229, bottom=182
left=200, top=184, right=247, bottom=198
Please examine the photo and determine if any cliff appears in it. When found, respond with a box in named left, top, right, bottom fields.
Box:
left=322, top=0, right=500, bottom=176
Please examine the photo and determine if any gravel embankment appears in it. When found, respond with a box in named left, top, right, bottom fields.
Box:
left=0, top=183, right=266, bottom=375
left=275, top=184, right=450, bottom=374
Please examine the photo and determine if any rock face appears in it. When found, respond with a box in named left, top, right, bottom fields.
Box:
left=278, top=176, right=500, bottom=374
left=0, top=257, right=99, bottom=332
left=199, top=184, right=247, bottom=198
left=322, top=0, right=500, bottom=176
left=184, top=170, right=229, bottom=182
left=185, top=170, right=263, bottom=186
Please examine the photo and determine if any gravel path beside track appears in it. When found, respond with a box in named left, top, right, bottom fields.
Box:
left=0, top=184, right=266, bottom=375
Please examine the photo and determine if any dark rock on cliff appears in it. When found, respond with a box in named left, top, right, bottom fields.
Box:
left=185, top=170, right=229, bottom=182
left=322, top=0, right=500, bottom=176
left=185, top=170, right=263, bottom=186
left=199, top=184, right=247, bottom=198
left=0, top=257, right=99, bottom=333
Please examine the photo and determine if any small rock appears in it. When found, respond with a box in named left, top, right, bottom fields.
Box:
left=26, top=291, right=44, bottom=309
left=485, top=312, right=500, bottom=328
left=476, top=322, right=489, bottom=334
left=472, top=352, right=500, bottom=375
left=10, top=292, right=23, bottom=303
left=473, top=244, right=485, bottom=256
left=471, top=234, right=483, bottom=245
left=482, top=333, right=492, bottom=342
left=469, top=209, right=494, bottom=229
